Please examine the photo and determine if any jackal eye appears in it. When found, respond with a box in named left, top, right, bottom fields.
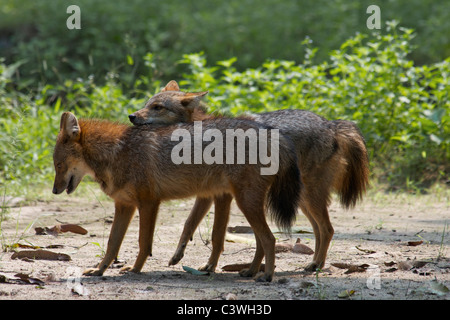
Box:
left=152, top=104, right=164, bottom=111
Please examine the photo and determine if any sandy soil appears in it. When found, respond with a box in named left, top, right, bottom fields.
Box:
left=0, top=188, right=448, bottom=301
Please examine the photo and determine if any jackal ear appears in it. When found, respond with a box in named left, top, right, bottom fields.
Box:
left=161, top=80, right=180, bottom=92
left=180, top=91, right=208, bottom=108
left=60, top=112, right=81, bottom=142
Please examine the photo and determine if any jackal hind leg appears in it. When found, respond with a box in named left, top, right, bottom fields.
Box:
left=234, top=192, right=275, bottom=282
left=169, top=197, right=213, bottom=267
left=303, top=200, right=333, bottom=272
left=198, top=193, right=233, bottom=272
left=239, top=235, right=265, bottom=278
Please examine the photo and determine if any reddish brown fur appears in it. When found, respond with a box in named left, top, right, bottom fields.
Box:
left=52, top=111, right=301, bottom=282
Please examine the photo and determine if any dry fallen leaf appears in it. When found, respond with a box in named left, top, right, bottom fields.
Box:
left=60, top=224, right=88, bottom=235
left=14, top=273, right=45, bottom=286
left=384, top=261, right=396, bottom=267
left=275, top=243, right=293, bottom=253
left=355, top=246, right=376, bottom=254
left=331, top=263, right=370, bottom=274
left=11, top=249, right=71, bottom=261
left=35, top=224, right=88, bottom=236
left=292, top=238, right=314, bottom=255
left=407, top=240, right=423, bottom=246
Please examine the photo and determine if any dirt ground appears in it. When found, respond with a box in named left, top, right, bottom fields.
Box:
left=0, top=187, right=448, bottom=301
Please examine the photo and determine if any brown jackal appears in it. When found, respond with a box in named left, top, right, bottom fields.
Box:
left=52, top=111, right=300, bottom=282
left=129, top=80, right=370, bottom=272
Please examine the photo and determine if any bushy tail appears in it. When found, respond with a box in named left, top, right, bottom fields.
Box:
left=266, top=145, right=301, bottom=233
left=333, top=120, right=370, bottom=209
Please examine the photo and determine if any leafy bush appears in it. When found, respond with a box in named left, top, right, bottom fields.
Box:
left=0, top=0, right=448, bottom=88
left=0, top=25, right=448, bottom=194
left=177, top=24, right=450, bottom=187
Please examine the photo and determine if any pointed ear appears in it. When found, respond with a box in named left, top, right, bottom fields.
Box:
left=180, top=91, right=208, bottom=108
left=161, top=80, right=180, bottom=92
left=60, top=112, right=80, bottom=141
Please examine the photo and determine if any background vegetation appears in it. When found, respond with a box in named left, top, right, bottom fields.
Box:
left=0, top=1, right=449, bottom=195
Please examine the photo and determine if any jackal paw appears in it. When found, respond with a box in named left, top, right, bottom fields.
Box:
left=239, top=268, right=257, bottom=278
left=305, top=261, right=323, bottom=272
left=254, top=272, right=273, bottom=283
left=168, top=254, right=183, bottom=267
left=119, top=265, right=140, bottom=274
left=83, top=268, right=104, bottom=276
left=198, top=263, right=216, bottom=273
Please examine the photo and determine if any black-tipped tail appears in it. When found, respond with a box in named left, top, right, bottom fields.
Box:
left=266, top=149, right=301, bottom=233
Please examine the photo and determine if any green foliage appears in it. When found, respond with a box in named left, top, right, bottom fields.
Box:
left=0, top=0, right=449, bottom=87
left=0, top=26, right=448, bottom=193
left=179, top=26, right=449, bottom=187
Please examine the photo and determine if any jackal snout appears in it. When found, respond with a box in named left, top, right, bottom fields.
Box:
left=128, top=113, right=137, bottom=124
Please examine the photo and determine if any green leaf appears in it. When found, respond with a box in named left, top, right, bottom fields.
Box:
left=338, top=289, right=355, bottom=298
left=182, top=266, right=209, bottom=276
left=126, top=55, right=134, bottom=66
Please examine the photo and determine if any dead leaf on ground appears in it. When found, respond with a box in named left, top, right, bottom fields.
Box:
left=407, top=240, right=423, bottom=246
left=355, top=246, right=376, bottom=254
left=331, top=263, right=370, bottom=274
left=0, top=273, right=46, bottom=286
left=292, top=238, right=314, bottom=255
left=222, top=263, right=266, bottom=272
left=275, top=239, right=314, bottom=254
left=14, top=273, right=45, bottom=286
left=384, top=261, right=396, bottom=267
left=35, top=224, right=88, bottom=236
left=275, top=243, right=293, bottom=253
left=11, top=249, right=71, bottom=261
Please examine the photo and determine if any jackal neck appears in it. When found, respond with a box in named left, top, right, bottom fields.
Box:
left=77, top=119, right=131, bottom=190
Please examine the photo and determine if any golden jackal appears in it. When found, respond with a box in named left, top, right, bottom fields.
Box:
left=52, top=111, right=301, bottom=282
left=129, top=80, right=370, bottom=272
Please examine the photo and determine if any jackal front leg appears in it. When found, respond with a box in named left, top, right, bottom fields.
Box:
left=198, top=193, right=232, bottom=272
left=84, top=203, right=136, bottom=276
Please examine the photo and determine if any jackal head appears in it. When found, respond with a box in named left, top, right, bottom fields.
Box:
left=128, top=80, right=208, bottom=125
left=52, top=112, right=93, bottom=195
